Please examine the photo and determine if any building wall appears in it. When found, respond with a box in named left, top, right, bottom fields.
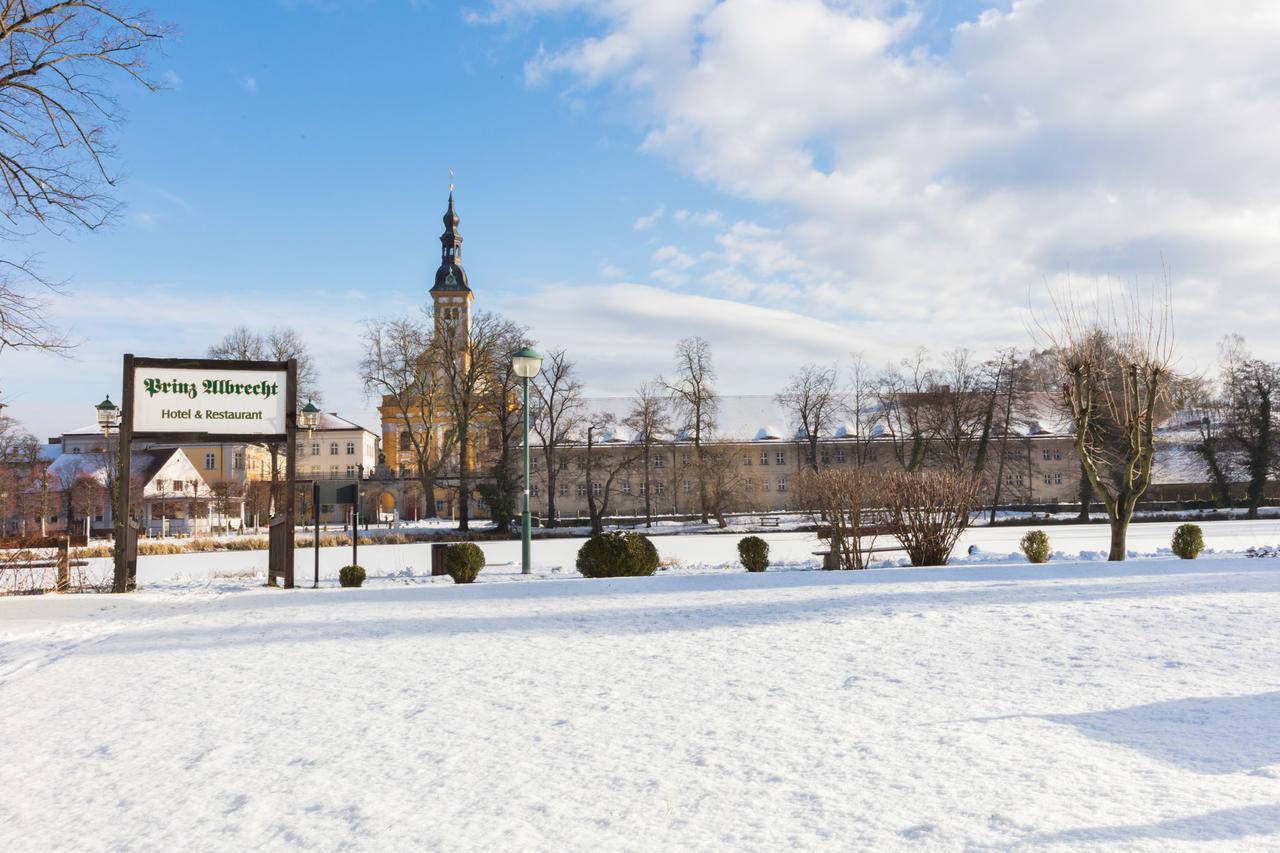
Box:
left=525, top=434, right=1085, bottom=521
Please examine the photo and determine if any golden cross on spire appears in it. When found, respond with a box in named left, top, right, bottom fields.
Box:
left=449, top=169, right=454, bottom=194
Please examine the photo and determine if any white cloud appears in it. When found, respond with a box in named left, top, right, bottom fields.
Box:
left=493, top=0, right=1280, bottom=367
left=242, top=75, right=258, bottom=92
left=673, top=208, right=722, bottom=226
left=632, top=204, right=664, bottom=229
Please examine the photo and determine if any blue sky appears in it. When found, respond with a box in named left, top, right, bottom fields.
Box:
left=5, top=0, right=1279, bottom=439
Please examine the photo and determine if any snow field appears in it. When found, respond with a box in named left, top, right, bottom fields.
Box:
left=0, top=555, right=1278, bottom=850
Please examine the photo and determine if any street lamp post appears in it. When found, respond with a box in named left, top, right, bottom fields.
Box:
left=511, top=347, right=543, bottom=575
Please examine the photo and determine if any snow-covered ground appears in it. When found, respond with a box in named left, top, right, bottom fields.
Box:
left=59, top=515, right=1280, bottom=587
left=1, top=546, right=1278, bottom=850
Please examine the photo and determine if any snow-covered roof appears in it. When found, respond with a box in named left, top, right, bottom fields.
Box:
left=568, top=393, right=1075, bottom=444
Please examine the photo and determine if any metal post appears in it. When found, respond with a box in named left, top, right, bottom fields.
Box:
left=283, top=358, right=297, bottom=589
left=353, top=464, right=361, bottom=569
left=522, top=374, right=532, bottom=574
left=313, top=480, right=320, bottom=589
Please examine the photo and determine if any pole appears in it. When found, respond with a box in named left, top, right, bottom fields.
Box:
left=283, top=358, right=297, bottom=589
left=114, top=353, right=134, bottom=593
left=522, top=374, right=532, bottom=575
left=353, top=465, right=361, bottom=569
left=313, top=480, right=320, bottom=589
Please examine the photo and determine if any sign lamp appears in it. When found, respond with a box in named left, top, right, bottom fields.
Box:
left=511, top=347, right=543, bottom=574
left=300, top=401, right=320, bottom=438
left=95, top=395, right=119, bottom=437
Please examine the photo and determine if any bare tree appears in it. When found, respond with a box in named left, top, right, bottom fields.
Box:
left=1215, top=335, right=1277, bottom=518
left=1041, top=276, right=1175, bottom=560
left=692, top=443, right=742, bottom=528
left=877, top=349, right=935, bottom=471
left=477, top=323, right=532, bottom=534
left=360, top=318, right=451, bottom=520
left=798, top=467, right=889, bottom=569
left=531, top=348, right=583, bottom=529
left=581, top=413, right=639, bottom=535
left=887, top=469, right=982, bottom=567
left=664, top=336, right=717, bottom=523
left=776, top=363, right=841, bottom=472
left=624, top=379, right=670, bottom=527
left=0, top=2, right=167, bottom=355
left=433, top=309, right=523, bottom=532
left=209, top=324, right=322, bottom=513
left=844, top=353, right=881, bottom=466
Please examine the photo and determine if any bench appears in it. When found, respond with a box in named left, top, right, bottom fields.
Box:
left=757, top=516, right=780, bottom=528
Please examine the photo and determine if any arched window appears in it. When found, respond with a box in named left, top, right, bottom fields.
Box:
left=399, top=431, right=411, bottom=451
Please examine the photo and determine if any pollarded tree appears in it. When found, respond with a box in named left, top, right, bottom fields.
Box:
left=776, top=363, right=842, bottom=472
left=1043, top=277, right=1175, bottom=561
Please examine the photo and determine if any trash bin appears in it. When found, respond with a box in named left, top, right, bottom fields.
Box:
left=431, top=542, right=449, bottom=576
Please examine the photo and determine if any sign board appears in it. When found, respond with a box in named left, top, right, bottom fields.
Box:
left=317, top=480, right=359, bottom=506
left=129, top=361, right=289, bottom=439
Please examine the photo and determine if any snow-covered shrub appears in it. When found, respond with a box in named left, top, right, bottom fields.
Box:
left=338, top=565, right=365, bottom=587
left=1020, top=530, right=1051, bottom=564
left=1171, top=524, right=1204, bottom=560
left=738, top=536, right=769, bottom=572
left=445, top=542, right=485, bottom=584
left=576, top=531, right=659, bottom=578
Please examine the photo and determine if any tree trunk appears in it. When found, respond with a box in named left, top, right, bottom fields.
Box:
left=643, top=444, right=652, bottom=528
left=457, top=426, right=470, bottom=532
left=1107, top=512, right=1129, bottom=561
left=544, top=454, right=558, bottom=529
left=1077, top=460, right=1092, bottom=521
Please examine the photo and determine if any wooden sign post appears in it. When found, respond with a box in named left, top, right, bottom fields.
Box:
left=114, top=355, right=298, bottom=592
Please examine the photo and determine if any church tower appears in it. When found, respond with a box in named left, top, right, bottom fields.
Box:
left=430, top=185, right=472, bottom=345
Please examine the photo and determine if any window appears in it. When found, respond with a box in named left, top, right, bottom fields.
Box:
left=681, top=479, right=691, bottom=492
left=576, top=484, right=587, bottom=497
left=296, top=442, right=305, bottom=456
left=776, top=451, right=786, bottom=466
left=777, top=478, right=787, bottom=492
left=743, top=454, right=752, bottom=466
left=622, top=482, right=631, bottom=495
left=345, top=465, right=355, bottom=477
left=655, top=481, right=666, bottom=495
left=399, top=432, right=411, bottom=451
left=1005, top=474, right=1024, bottom=487
left=681, top=453, right=691, bottom=466
left=1043, top=474, right=1053, bottom=486
left=71, top=447, right=82, bottom=454
left=311, top=442, right=320, bottom=456
left=1054, top=449, right=1062, bottom=460
left=1053, top=472, right=1063, bottom=485
left=233, top=451, right=245, bottom=470
left=834, top=448, right=846, bottom=464
left=204, top=452, right=216, bottom=470
left=654, top=457, right=665, bottom=469
left=558, top=484, right=569, bottom=497
left=591, top=482, right=602, bottom=497
left=329, top=442, right=339, bottom=456
left=346, top=441, right=356, bottom=455
left=639, top=483, right=648, bottom=496
left=330, top=465, right=339, bottom=477
left=1042, top=448, right=1051, bottom=461
left=172, top=480, right=183, bottom=492
left=436, top=500, right=446, bottom=514
left=820, top=452, right=830, bottom=466
left=530, top=484, right=540, bottom=497
left=745, top=477, right=754, bottom=490
left=760, top=450, right=769, bottom=465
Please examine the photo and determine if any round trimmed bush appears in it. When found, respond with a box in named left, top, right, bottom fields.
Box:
left=338, top=565, right=365, bottom=587
left=576, top=531, right=659, bottom=578
left=445, top=542, right=485, bottom=583
left=738, top=535, right=769, bottom=572
left=1171, top=524, right=1204, bottom=560
left=1020, top=530, right=1051, bottom=564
